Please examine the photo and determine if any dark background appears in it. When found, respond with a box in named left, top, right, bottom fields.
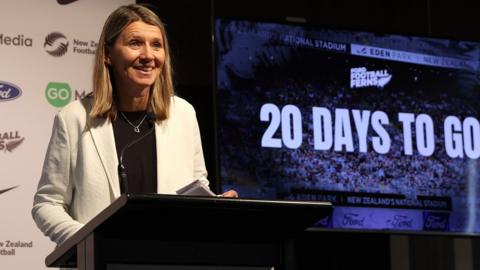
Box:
left=137, top=1, right=479, bottom=269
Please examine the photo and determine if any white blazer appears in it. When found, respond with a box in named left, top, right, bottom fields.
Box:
left=32, top=96, right=209, bottom=244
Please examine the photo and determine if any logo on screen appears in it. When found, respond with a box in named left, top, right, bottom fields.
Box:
left=45, top=82, right=71, bottom=107
left=0, top=131, right=24, bottom=153
left=386, top=215, right=414, bottom=229
left=423, top=212, right=449, bottom=231
left=0, top=81, right=22, bottom=102
left=44, top=32, right=69, bottom=57
left=350, top=67, right=392, bottom=89
left=342, top=213, right=365, bottom=227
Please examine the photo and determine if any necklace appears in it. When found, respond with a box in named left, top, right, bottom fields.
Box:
left=120, top=112, right=147, bottom=133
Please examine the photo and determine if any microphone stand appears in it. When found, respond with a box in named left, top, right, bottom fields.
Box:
left=118, top=113, right=155, bottom=194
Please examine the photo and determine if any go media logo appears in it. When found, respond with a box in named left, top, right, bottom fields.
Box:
left=45, top=82, right=71, bottom=108
left=45, top=82, right=88, bottom=108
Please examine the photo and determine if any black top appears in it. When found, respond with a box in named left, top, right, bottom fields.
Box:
left=112, top=111, right=157, bottom=193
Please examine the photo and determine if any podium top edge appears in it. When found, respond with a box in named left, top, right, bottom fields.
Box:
left=124, top=193, right=333, bottom=207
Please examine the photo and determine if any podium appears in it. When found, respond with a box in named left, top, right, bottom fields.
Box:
left=45, top=194, right=332, bottom=270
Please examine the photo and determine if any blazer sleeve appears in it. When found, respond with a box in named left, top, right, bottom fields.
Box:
left=192, top=109, right=209, bottom=187
left=32, top=112, right=83, bottom=245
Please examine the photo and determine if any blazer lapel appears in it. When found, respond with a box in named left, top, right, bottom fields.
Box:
left=155, top=121, right=166, bottom=193
left=89, top=117, right=121, bottom=198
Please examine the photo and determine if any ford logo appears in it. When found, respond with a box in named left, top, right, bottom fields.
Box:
left=0, top=81, right=22, bottom=101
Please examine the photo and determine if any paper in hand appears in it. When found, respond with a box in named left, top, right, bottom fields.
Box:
left=176, top=180, right=217, bottom=196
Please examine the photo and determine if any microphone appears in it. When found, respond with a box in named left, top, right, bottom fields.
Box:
left=118, top=112, right=156, bottom=194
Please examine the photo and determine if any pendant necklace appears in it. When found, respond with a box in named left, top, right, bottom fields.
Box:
left=120, top=112, right=147, bottom=133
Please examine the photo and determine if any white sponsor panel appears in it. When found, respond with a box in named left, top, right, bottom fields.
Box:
left=0, top=0, right=133, bottom=269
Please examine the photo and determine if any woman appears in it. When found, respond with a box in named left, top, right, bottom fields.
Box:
left=32, top=4, right=237, bottom=245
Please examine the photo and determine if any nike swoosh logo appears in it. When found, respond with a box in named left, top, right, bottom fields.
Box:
left=57, top=0, right=78, bottom=5
left=0, top=186, right=19, bottom=195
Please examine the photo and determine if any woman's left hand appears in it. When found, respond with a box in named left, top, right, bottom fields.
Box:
left=221, top=189, right=239, bottom=198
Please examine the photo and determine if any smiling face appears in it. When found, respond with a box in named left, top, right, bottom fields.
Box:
left=106, top=20, right=165, bottom=100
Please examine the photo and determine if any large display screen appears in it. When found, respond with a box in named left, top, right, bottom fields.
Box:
left=215, top=18, right=480, bottom=234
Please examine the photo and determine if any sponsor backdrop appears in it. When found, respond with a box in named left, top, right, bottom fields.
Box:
left=0, top=0, right=133, bottom=269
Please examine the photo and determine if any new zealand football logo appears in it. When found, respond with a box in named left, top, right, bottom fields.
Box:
left=44, top=32, right=69, bottom=57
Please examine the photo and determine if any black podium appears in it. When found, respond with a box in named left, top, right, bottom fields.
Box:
left=45, top=194, right=332, bottom=270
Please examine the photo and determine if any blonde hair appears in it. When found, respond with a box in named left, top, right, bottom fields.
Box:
left=90, top=4, right=174, bottom=122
